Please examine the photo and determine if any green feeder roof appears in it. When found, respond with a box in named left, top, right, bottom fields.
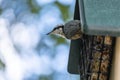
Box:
left=80, top=0, right=120, bottom=36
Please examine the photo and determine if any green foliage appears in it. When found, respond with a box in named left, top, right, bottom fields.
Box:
left=50, top=35, right=69, bottom=45
left=27, top=0, right=40, bottom=13
left=39, top=75, right=53, bottom=80
left=0, top=8, right=2, bottom=14
left=0, top=59, right=5, bottom=70
left=55, top=2, right=70, bottom=21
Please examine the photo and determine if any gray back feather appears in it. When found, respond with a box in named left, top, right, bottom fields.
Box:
left=63, top=20, right=81, bottom=39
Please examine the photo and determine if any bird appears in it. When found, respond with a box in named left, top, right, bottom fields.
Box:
left=47, top=20, right=83, bottom=40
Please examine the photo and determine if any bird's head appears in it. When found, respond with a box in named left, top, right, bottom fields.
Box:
left=47, top=25, right=66, bottom=38
left=47, top=20, right=82, bottom=40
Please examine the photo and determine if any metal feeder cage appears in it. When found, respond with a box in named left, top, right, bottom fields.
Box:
left=67, top=0, right=120, bottom=80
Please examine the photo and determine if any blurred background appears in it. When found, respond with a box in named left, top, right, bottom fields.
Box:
left=0, top=0, right=79, bottom=80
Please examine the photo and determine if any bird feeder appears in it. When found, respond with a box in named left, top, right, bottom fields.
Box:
left=67, top=0, right=120, bottom=80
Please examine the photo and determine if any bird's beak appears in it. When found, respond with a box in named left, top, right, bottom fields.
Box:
left=46, top=31, right=53, bottom=35
left=46, top=32, right=50, bottom=35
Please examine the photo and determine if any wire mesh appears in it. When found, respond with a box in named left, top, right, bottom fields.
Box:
left=79, top=35, right=115, bottom=80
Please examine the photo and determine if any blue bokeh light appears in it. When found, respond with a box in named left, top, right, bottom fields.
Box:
left=0, top=0, right=79, bottom=80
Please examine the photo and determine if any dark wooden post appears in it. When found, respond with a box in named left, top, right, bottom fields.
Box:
left=67, top=0, right=81, bottom=74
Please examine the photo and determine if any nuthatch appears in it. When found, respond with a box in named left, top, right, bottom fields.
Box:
left=47, top=20, right=83, bottom=40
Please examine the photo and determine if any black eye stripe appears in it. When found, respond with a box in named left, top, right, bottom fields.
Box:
left=53, top=25, right=64, bottom=31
